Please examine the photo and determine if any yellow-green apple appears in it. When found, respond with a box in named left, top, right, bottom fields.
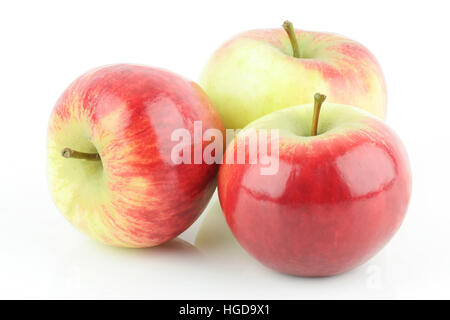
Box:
left=47, top=64, right=224, bottom=248
left=218, top=94, right=411, bottom=276
left=200, top=21, right=387, bottom=129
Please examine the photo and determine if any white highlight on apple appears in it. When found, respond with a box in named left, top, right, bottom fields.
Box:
left=171, top=121, right=279, bottom=175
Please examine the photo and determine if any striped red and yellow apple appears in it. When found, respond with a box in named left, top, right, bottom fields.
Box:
left=200, top=21, right=387, bottom=129
left=47, top=64, right=224, bottom=248
left=218, top=95, right=411, bottom=276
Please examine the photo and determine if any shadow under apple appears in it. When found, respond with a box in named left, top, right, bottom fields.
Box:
left=49, top=237, right=203, bottom=298
left=195, top=194, right=254, bottom=265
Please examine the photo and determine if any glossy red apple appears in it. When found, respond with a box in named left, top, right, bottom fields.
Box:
left=218, top=94, right=411, bottom=276
left=47, top=64, right=224, bottom=247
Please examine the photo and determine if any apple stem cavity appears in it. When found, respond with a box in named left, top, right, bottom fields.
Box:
left=282, top=20, right=301, bottom=58
left=61, top=147, right=101, bottom=161
left=311, top=93, right=327, bottom=136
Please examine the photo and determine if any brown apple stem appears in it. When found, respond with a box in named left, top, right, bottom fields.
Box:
left=61, top=147, right=101, bottom=161
left=282, top=20, right=301, bottom=58
left=311, top=93, right=327, bottom=136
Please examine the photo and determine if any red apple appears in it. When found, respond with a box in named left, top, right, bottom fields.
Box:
left=47, top=64, right=224, bottom=247
left=218, top=94, right=411, bottom=276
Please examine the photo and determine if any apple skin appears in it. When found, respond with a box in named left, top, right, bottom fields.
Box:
left=47, top=64, right=224, bottom=248
left=200, top=29, right=387, bottom=129
left=218, top=103, right=411, bottom=276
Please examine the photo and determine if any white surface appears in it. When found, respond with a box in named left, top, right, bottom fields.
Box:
left=0, top=0, right=449, bottom=299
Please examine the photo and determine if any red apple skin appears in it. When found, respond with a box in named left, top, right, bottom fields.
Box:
left=218, top=117, right=411, bottom=276
left=48, top=64, right=224, bottom=247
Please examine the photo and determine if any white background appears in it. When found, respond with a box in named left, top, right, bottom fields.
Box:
left=0, top=0, right=449, bottom=299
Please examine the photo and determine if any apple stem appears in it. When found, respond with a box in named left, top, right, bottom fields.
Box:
left=282, top=20, right=301, bottom=58
left=311, top=93, right=327, bottom=136
left=61, top=147, right=101, bottom=161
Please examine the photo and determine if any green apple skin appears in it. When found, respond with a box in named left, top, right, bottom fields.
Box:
left=199, top=29, right=387, bottom=129
left=218, top=103, right=411, bottom=276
